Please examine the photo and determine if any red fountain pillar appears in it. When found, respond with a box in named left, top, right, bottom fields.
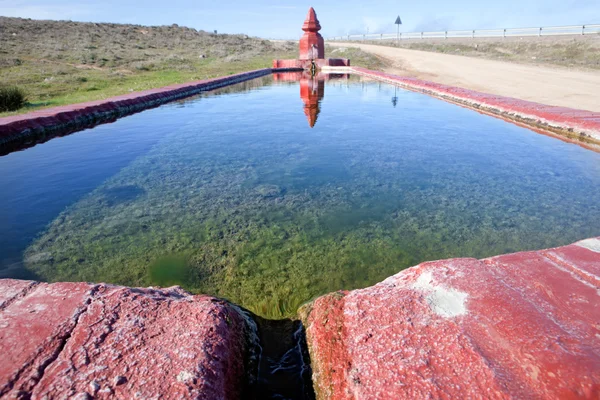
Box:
left=299, top=7, right=325, bottom=60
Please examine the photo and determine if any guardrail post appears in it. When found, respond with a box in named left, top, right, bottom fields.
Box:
left=582, top=25, right=585, bottom=35
left=539, top=27, right=542, bottom=37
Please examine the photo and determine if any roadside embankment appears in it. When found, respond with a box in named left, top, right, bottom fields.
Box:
left=330, top=42, right=600, bottom=113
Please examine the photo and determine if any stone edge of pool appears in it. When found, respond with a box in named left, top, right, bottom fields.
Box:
left=1, top=66, right=600, bottom=156
left=1, top=237, right=599, bottom=398
left=0, top=68, right=283, bottom=155
left=342, top=66, right=600, bottom=149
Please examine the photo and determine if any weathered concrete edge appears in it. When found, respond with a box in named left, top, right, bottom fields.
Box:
left=0, top=68, right=285, bottom=153
left=343, top=66, right=600, bottom=147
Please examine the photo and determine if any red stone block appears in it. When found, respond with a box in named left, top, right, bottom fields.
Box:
left=0, top=124, right=18, bottom=138
left=326, top=58, right=351, bottom=67
left=0, top=281, right=254, bottom=399
left=0, top=279, right=37, bottom=308
left=54, top=113, right=73, bottom=124
left=273, top=59, right=304, bottom=69
left=302, top=240, right=600, bottom=399
left=37, top=116, right=60, bottom=128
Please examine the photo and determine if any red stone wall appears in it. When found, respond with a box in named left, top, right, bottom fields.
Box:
left=2, top=237, right=600, bottom=399
left=272, top=59, right=350, bottom=69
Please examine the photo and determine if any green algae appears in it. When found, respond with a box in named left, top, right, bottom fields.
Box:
left=21, top=77, right=600, bottom=319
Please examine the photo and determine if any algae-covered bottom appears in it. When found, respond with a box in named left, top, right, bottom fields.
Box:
left=1, top=75, right=600, bottom=319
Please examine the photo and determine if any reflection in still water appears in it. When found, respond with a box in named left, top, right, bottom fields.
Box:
left=273, top=72, right=349, bottom=128
left=300, top=76, right=324, bottom=128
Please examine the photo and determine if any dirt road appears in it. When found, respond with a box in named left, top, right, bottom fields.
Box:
left=331, top=42, right=600, bottom=112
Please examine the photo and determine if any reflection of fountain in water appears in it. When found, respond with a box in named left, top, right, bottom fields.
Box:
left=272, top=72, right=349, bottom=128
left=300, top=76, right=324, bottom=128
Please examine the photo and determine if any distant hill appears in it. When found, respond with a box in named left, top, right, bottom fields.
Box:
left=0, top=16, right=295, bottom=70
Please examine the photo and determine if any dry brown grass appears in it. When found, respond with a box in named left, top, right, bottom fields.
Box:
left=358, top=35, right=600, bottom=70
left=0, top=17, right=297, bottom=71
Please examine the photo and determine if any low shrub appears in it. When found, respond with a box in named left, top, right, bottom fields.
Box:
left=0, top=86, right=26, bottom=112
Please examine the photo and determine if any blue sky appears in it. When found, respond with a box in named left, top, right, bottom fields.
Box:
left=1, top=0, right=598, bottom=39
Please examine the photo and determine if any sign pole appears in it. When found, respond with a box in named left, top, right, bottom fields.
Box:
left=395, top=16, right=402, bottom=46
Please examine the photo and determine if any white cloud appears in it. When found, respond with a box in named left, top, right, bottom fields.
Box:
left=0, top=3, right=92, bottom=21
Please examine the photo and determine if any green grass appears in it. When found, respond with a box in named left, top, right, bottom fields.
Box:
left=0, top=54, right=296, bottom=117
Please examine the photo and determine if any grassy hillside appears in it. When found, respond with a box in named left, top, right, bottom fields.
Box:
left=0, top=17, right=294, bottom=115
left=0, top=17, right=386, bottom=116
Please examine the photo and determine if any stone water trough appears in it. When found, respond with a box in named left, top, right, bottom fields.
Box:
left=1, top=7, right=600, bottom=399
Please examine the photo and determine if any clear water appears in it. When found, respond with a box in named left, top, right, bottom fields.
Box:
left=1, top=74, right=600, bottom=318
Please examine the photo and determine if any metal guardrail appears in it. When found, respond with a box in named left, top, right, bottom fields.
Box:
left=327, top=24, right=600, bottom=41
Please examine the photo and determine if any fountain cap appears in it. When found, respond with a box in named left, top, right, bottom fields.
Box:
left=302, top=7, right=322, bottom=32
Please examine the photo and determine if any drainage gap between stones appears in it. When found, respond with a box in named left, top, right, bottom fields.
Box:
left=246, top=316, right=315, bottom=400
